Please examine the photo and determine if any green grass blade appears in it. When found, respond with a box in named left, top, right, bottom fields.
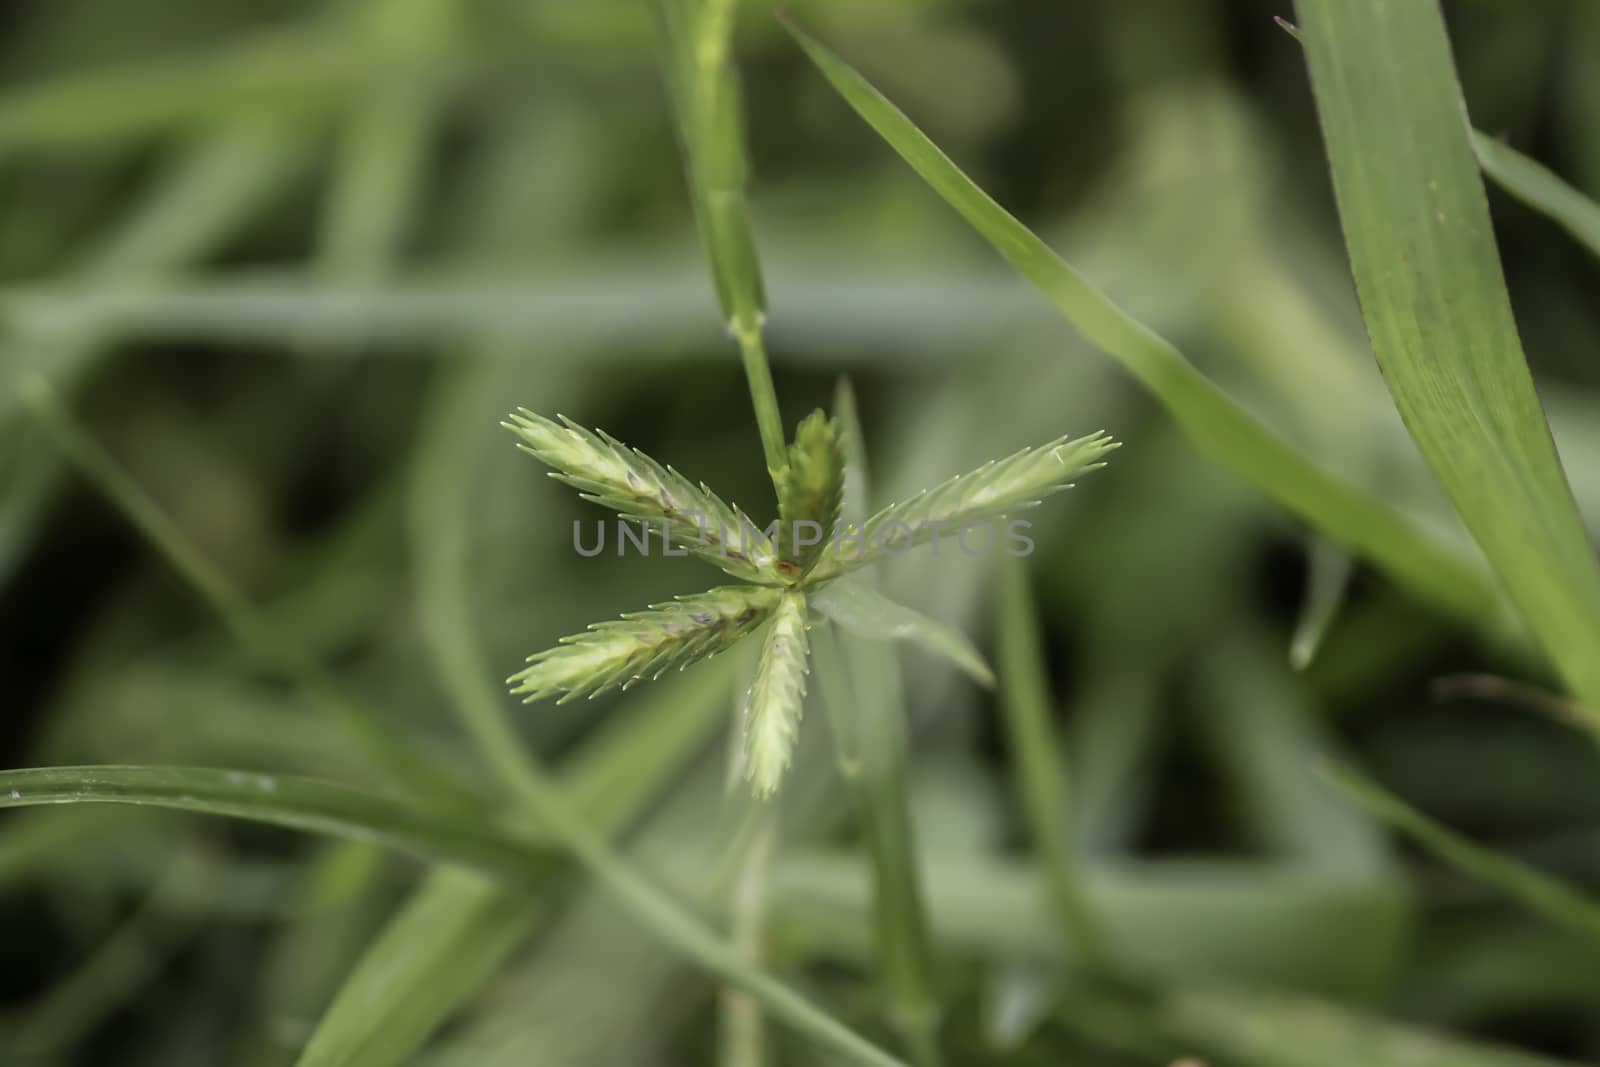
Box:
left=1163, top=988, right=1589, bottom=1067
left=1324, top=763, right=1600, bottom=946
left=0, top=766, right=536, bottom=875
left=0, top=765, right=905, bottom=1067
left=1473, top=130, right=1600, bottom=263
left=995, top=560, right=1115, bottom=976
left=812, top=577, right=993, bottom=689
left=778, top=16, right=1505, bottom=635
left=818, top=381, right=944, bottom=1065
left=1290, top=538, right=1353, bottom=671
left=1297, top=0, right=1600, bottom=711
left=293, top=869, right=540, bottom=1067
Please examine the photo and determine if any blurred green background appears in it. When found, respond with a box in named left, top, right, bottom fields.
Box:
left=4, top=0, right=1600, bottom=1063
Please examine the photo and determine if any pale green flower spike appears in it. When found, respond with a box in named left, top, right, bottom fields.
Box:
left=807, top=430, right=1119, bottom=582
left=503, top=409, right=779, bottom=584
left=507, top=406, right=1114, bottom=796
left=776, top=410, right=845, bottom=576
left=508, top=585, right=781, bottom=704
left=741, top=590, right=810, bottom=797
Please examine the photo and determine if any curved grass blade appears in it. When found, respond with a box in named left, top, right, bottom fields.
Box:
left=1322, top=763, right=1600, bottom=946
left=778, top=16, right=1507, bottom=635
left=995, top=561, right=1115, bottom=976
left=1290, top=538, right=1354, bottom=671
left=657, top=0, right=786, bottom=475
left=812, top=577, right=993, bottom=689
left=1297, top=0, right=1600, bottom=711
left=1163, top=989, right=1584, bottom=1067
left=1473, top=130, right=1600, bottom=263
left=820, top=379, right=943, bottom=1064
left=0, top=766, right=542, bottom=878
left=0, top=765, right=907, bottom=1067
left=292, top=868, right=540, bottom=1067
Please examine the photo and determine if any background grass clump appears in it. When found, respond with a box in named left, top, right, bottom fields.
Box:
left=5, top=0, right=1600, bottom=1065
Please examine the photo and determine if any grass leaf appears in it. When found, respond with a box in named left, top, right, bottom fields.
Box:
left=1323, top=763, right=1600, bottom=945
left=1297, top=0, right=1600, bottom=711
left=995, top=561, right=1115, bottom=975
left=812, top=577, right=993, bottom=689
left=1473, top=130, right=1600, bottom=263
left=0, top=765, right=907, bottom=1067
left=293, top=869, right=540, bottom=1067
left=779, top=15, right=1508, bottom=633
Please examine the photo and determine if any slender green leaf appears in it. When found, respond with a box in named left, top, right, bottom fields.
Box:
left=1164, top=989, right=1588, bottom=1067
left=779, top=16, right=1508, bottom=635
left=293, top=869, right=540, bottom=1067
left=815, top=383, right=943, bottom=1064
left=0, top=766, right=906, bottom=1067
left=0, top=766, right=541, bottom=877
left=658, top=0, right=785, bottom=475
left=812, top=577, right=993, bottom=689
left=772, top=851, right=1407, bottom=998
left=1324, top=763, right=1600, bottom=945
left=1290, top=538, right=1353, bottom=670
left=995, top=561, right=1115, bottom=975
left=1297, top=0, right=1600, bottom=711
left=1473, top=130, right=1600, bottom=263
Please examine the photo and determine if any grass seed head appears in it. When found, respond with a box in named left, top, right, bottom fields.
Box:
left=509, top=585, right=782, bottom=704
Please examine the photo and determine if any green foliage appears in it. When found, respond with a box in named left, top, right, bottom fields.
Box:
left=1297, top=0, right=1600, bottom=712
left=9, top=2, right=1600, bottom=1065
left=1474, top=131, right=1600, bottom=265
left=779, top=14, right=1508, bottom=633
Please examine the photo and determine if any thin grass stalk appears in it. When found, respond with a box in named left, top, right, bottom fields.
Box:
left=720, top=814, right=776, bottom=1067
left=819, top=380, right=944, bottom=1066
left=996, top=559, right=1116, bottom=976
left=659, top=0, right=786, bottom=478
left=662, top=2, right=790, bottom=1058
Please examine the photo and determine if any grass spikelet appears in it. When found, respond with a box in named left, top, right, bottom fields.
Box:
left=509, top=585, right=782, bottom=704
left=503, top=409, right=780, bottom=583
left=812, top=430, right=1118, bottom=579
left=742, top=590, right=810, bottom=797
left=777, top=409, right=846, bottom=576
